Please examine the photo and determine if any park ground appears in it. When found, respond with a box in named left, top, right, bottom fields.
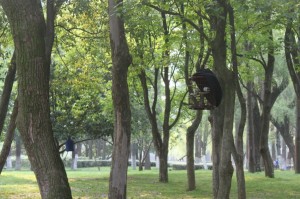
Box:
left=1, top=168, right=300, bottom=199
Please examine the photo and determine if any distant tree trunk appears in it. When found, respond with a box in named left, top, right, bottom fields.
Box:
left=101, top=140, right=107, bottom=160
left=84, top=142, right=89, bottom=157
left=77, top=142, right=82, bottom=157
left=272, top=115, right=295, bottom=166
left=247, top=82, right=256, bottom=172
left=195, top=131, right=201, bottom=161
left=131, top=143, right=137, bottom=170
left=253, top=99, right=262, bottom=171
left=144, top=150, right=151, bottom=170
left=1, top=1, right=72, bottom=198
left=271, top=141, right=276, bottom=160
left=201, top=123, right=210, bottom=162
left=108, top=0, right=132, bottom=197
left=6, top=151, right=12, bottom=169
left=15, top=131, right=22, bottom=170
left=71, top=145, right=77, bottom=170
left=282, top=139, right=287, bottom=170
left=96, top=140, right=101, bottom=157
left=138, top=143, right=143, bottom=171
left=88, top=140, right=93, bottom=160
left=0, top=100, right=18, bottom=174
left=276, top=131, right=281, bottom=156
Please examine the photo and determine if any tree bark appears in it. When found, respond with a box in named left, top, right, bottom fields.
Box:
left=108, top=0, right=132, bottom=198
left=1, top=1, right=72, bottom=198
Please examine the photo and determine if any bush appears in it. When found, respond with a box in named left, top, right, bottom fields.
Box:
left=172, top=164, right=211, bottom=170
left=76, top=160, right=112, bottom=168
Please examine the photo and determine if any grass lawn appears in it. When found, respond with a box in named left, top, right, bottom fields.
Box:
left=1, top=168, right=300, bottom=198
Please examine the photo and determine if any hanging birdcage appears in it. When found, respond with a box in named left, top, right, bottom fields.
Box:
left=188, top=69, right=222, bottom=110
left=65, top=137, right=74, bottom=152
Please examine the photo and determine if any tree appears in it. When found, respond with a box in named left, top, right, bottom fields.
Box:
left=0, top=1, right=72, bottom=198
left=50, top=0, right=113, bottom=147
left=284, top=8, right=300, bottom=173
left=108, top=0, right=132, bottom=198
left=228, top=4, right=246, bottom=198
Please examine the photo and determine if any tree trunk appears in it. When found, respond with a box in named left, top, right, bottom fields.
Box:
left=217, top=75, right=235, bottom=199
left=108, top=0, right=132, bottom=198
left=209, top=0, right=236, bottom=198
left=259, top=26, right=285, bottom=177
left=15, top=130, right=22, bottom=170
left=0, top=100, right=18, bottom=174
left=229, top=4, right=246, bottom=198
left=186, top=111, right=202, bottom=191
left=284, top=15, right=300, bottom=173
left=159, top=146, right=169, bottom=182
left=1, top=1, right=72, bottom=198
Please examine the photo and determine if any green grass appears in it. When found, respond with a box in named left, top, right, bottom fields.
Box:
left=1, top=168, right=300, bottom=198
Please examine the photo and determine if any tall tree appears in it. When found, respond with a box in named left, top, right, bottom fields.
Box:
left=108, top=0, right=132, bottom=198
left=207, top=0, right=237, bottom=197
left=228, top=4, right=246, bottom=198
left=0, top=1, right=72, bottom=198
left=181, top=3, right=205, bottom=190
left=284, top=9, right=300, bottom=173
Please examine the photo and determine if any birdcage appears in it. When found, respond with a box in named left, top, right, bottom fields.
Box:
left=188, top=69, right=222, bottom=110
left=65, top=137, right=74, bottom=152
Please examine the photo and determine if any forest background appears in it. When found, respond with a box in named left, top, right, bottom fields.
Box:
left=0, top=0, right=299, bottom=199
